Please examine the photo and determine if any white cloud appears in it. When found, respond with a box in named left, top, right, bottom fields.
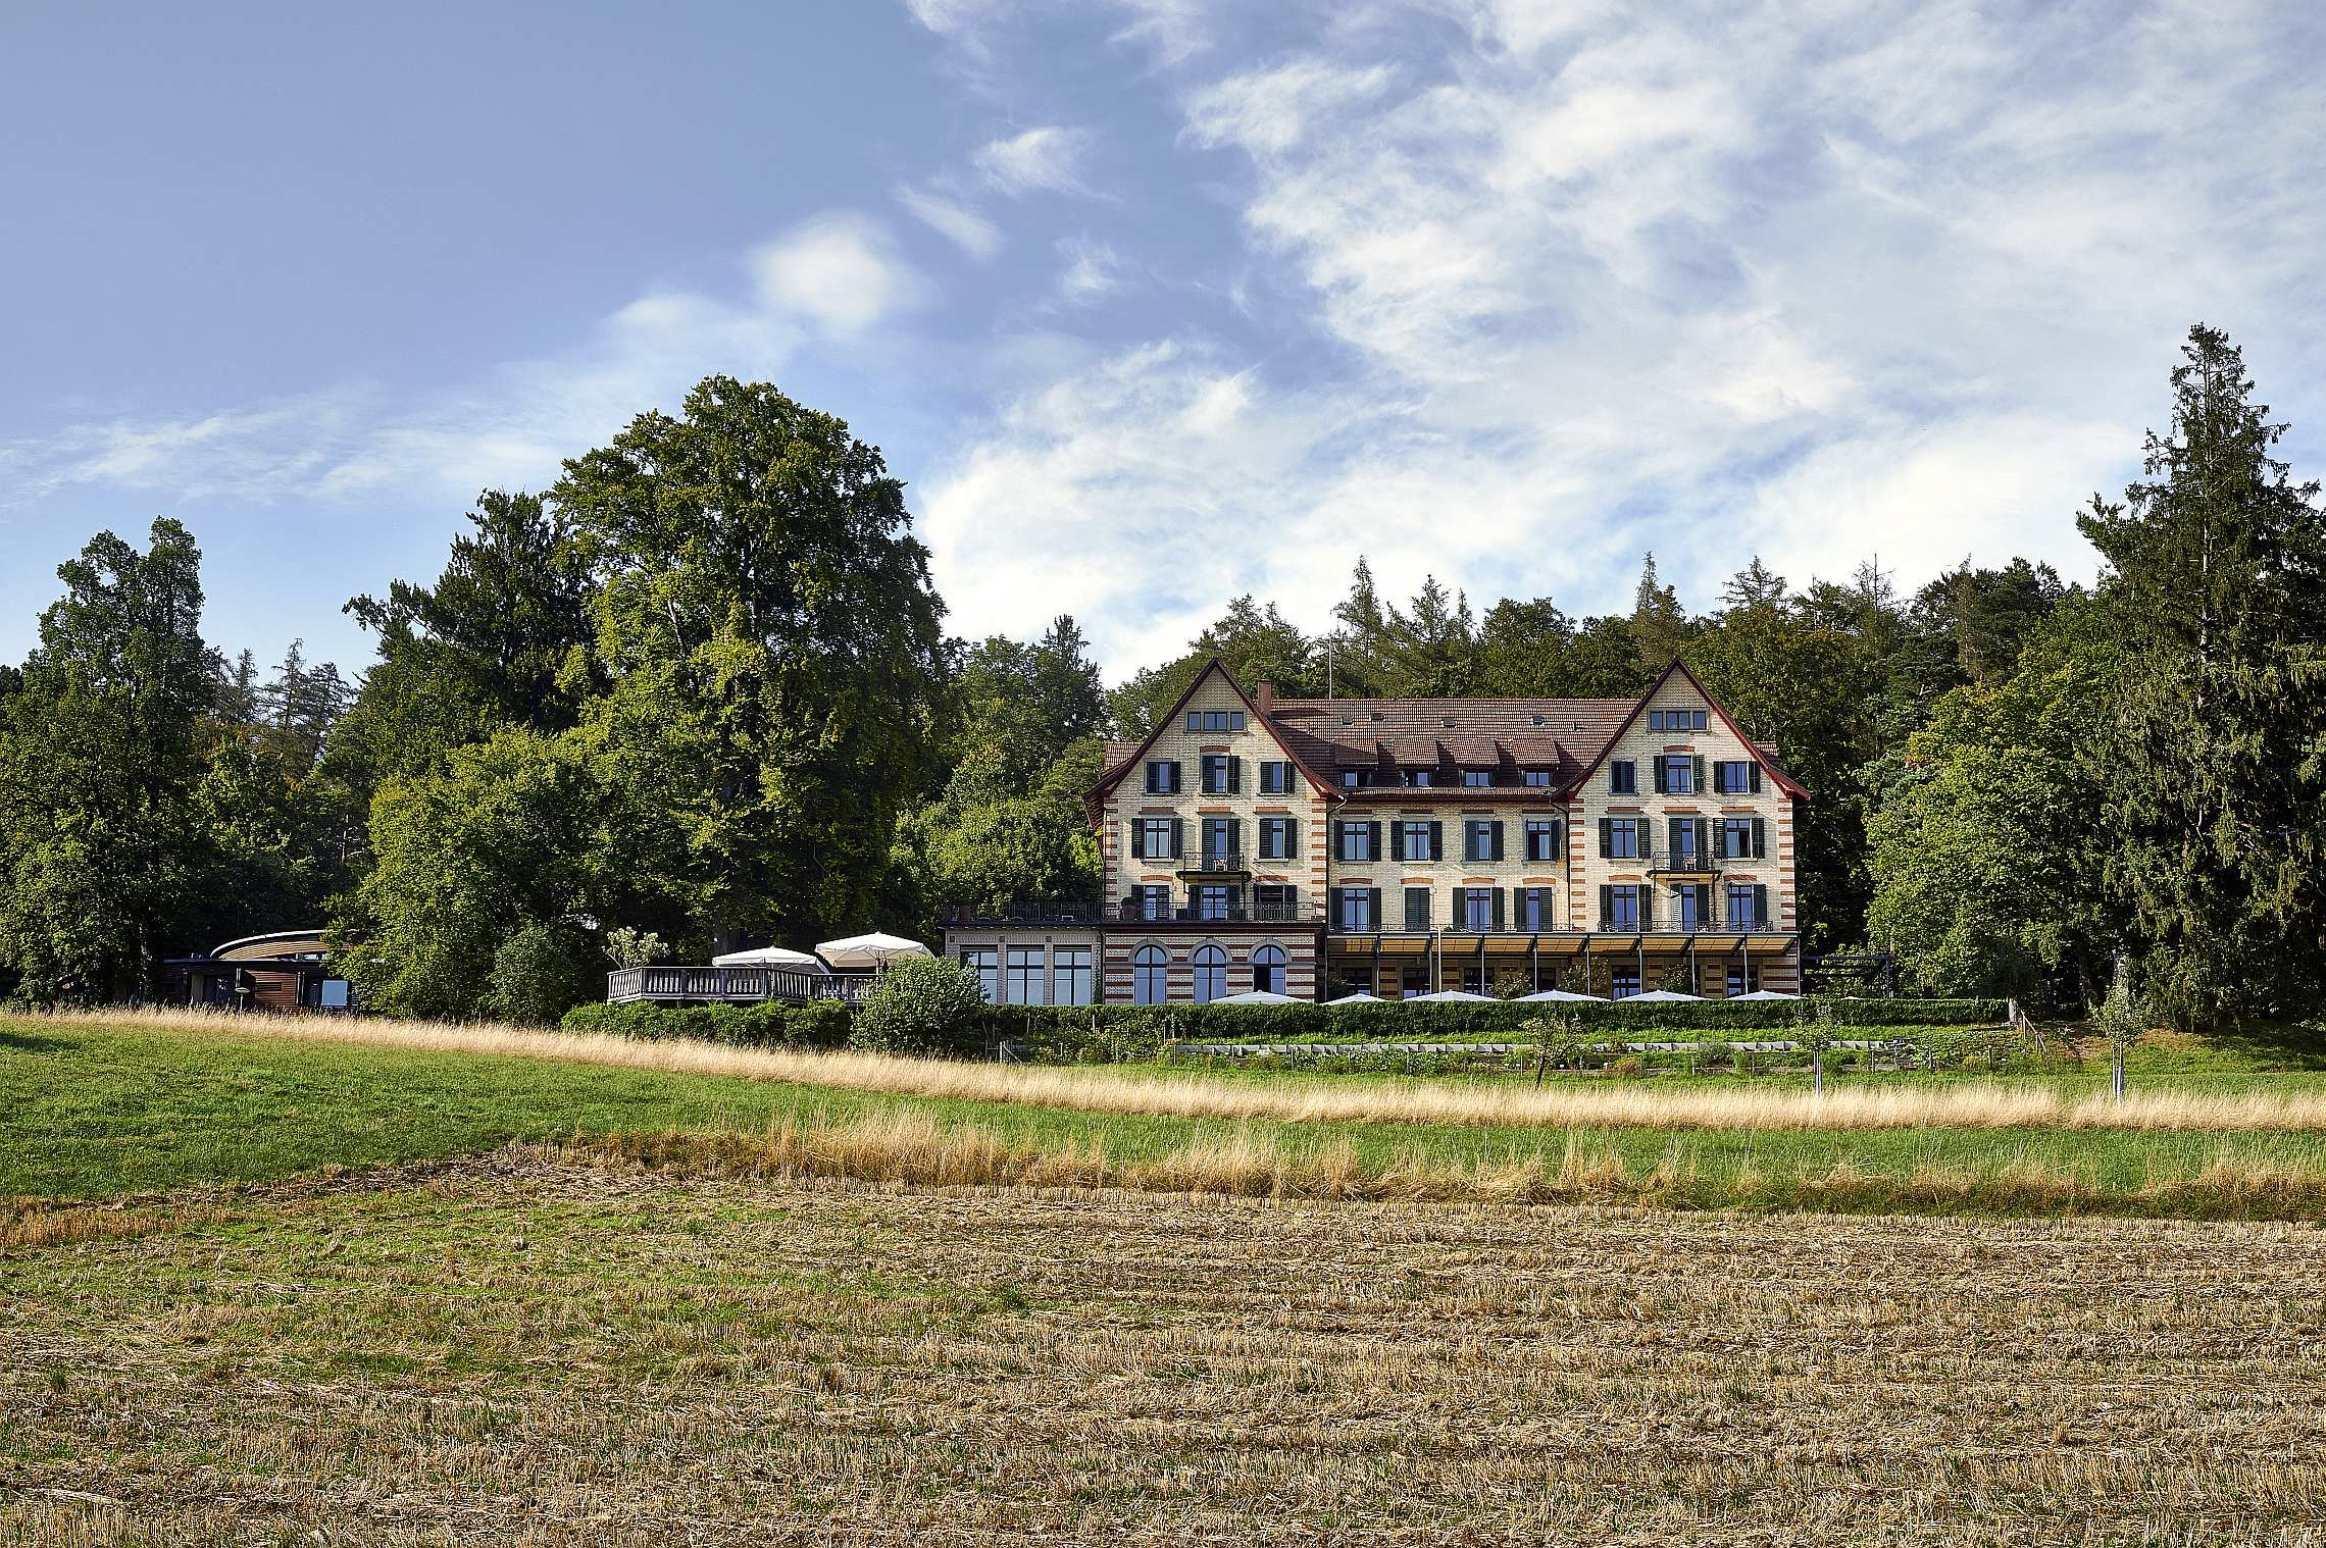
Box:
left=918, top=0, right=2326, bottom=672
left=750, top=213, right=923, bottom=334
left=1056, top=237, right=1126, bottom=304
left=896, top=185, right=1005, bottom=259
left=973, top=125, right=1093, bottom=196
left=0, top=211, right=921, bottom=514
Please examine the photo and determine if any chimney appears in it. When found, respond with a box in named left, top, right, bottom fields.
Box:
left=1253, top=680, right=1276, bottom=712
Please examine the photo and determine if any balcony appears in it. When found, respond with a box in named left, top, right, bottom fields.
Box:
left=1175, top=853, right=1252, bottom=880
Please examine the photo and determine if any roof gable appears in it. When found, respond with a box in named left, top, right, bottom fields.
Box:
left=1564, top=659, right=1810, bottom=802
left=1086, top=658, right=1337, bottom=811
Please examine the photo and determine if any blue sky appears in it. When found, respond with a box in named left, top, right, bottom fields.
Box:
left=6, top=0, right=2326, bottom=678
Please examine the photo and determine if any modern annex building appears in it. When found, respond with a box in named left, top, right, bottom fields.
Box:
left=945, top=658, right=1807, bottom=1004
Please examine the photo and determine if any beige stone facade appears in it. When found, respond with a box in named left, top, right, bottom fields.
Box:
left=941, top=657, right=1805, bottom=1003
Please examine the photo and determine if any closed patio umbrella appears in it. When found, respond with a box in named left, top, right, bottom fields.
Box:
left=1324, top=991, right=1385, bottom=1005
left=1731, top=989, right=1801, bottom=1001
left=1516, top=988, right=1606, bottom=1002
left=1622, top=989, right=1702, bottom=1002
left=1210, top=989, right=1301, bottom=1005
left=1404, top=989, right=1496, bottom=1002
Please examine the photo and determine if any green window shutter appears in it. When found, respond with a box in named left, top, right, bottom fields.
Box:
left=1753, top=885, right=1769, bottom=928
left=1367, top=887, right=1382, bottom=925
left=1227, top=818, right=1242, bottom=855
left=1598, top=884, right=1612, bottom=926
left=1597, top=817, right=1612, bottom=858
left=1694, top=755, right=1707, bottom=792
left=1169, top=818, right=1183, bottom=859
left=1227, top=755, right=1242, bottom=793
left=1366, top=821, right=1383, bottom=857
left=1391, top=822, right=1407, bottom=861
left=1491, top=888, right=1506, bottom=931
left=1284, top=820, right=1297, bottom=860
left=1490, top=821, right=1505, bottom=862
left=1652, top=758, right=1668, bottom=794
left=1131, top=822, right=1146, bottom=860
left=1749, top=762, right=1763, bottom=794
left=1752, top=817, right=1766, bottom=858
left=1428, top=820, right=1443, bottom=860
left=1668, top=816, right=1683, bottom=859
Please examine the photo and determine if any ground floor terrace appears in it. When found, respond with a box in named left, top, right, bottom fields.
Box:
left=942, top=917, right=1799, bottom=1004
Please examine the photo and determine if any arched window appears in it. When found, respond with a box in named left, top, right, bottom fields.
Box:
left=1192, top=944, right=1228, bottom=1003
left=1251, top=944, right=1287, bottom=995
left=1132, top=945, right=1168, bottom=1005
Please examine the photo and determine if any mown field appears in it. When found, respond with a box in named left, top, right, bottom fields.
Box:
left=11, top=1011, right=2326, bottom=1543
left=11, top=1151, right=2326, bottom=1543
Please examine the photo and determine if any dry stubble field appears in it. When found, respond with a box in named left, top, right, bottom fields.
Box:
left=8, top=1145, right=2326, bottom=1546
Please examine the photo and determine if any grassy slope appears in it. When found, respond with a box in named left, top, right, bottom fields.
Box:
left=14, top=1018, right=2326, bottom=1214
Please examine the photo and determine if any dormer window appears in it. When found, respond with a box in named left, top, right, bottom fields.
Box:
left=1523, top=768, right=1552, bottom=788
left=1461, top=769, right=1492, bottom=788
left=1407, top=768, right=1435, bottom=787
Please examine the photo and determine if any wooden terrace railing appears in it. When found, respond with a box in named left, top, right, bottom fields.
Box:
left=605, top=966, right=871, bottom=1006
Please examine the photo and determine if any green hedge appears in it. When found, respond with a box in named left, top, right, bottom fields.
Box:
left=558, top=999, right=851, bottom=1049
left=977, top=997, right=2006, bottom=1063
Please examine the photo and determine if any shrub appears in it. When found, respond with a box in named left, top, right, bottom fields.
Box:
left=558, top=998, right=850, bottom=1049
left=1607, top=1054, right=1648, bottom=1079
left=850, top=957, right=990, bottom=1057
left=486, top=922, right=601, bottom=1026
left=970, top=996, right=2008, bottom=1061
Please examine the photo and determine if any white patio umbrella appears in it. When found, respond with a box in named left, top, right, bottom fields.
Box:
left=814, top=932, right=933, bottom=971
left=1404, top=989, right=1496, bottom=1003
left=1622, top=989, right=1703, bottom=1002
left=1731, top=989, right=1801, bottom=1001
left=1325, top=991, right=1386, bottom=1005
left=1516, top=988, right=1607, bottom=1002
left=711, top=945, right=821, bottom=970
left=1210, top=989, right=1301, bottom=1006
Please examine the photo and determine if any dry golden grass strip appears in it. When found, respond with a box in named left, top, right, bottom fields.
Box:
left=8, top=1157, right=2326, bottom=1545
left=558, top=1109, right=2326, bottom=1218
left=36, top=1004, right=2326, bottom=1136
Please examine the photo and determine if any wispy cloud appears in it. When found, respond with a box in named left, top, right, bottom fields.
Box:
left=973, top=125, right=1094, bottom=196
left=896, top=184, right=1005, bottom=260
left=1056, top=237, right=1127, bottom=304
left=0, top=211, right=924, bottom=512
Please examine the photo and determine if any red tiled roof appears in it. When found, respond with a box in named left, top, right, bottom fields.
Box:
left=1092, top=667, right=1807, bottom=802
left=1265, top=696, right=1634, bottom=784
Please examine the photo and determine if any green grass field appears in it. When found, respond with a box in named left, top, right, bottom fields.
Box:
left=14, top=1013, right=2326, bottom=1541
left=13, top=1016, right=2326, bottom=1217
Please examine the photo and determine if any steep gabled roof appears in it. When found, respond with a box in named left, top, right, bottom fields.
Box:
left=1087, top=659, right=1338, bottom=817
left=1564, top=658, right=1810, bottom=802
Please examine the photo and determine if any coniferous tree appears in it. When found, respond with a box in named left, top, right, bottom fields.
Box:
left=1630, top=552, right=1691, bottom=673
left=2079, top=325, right=2326, bottom=1024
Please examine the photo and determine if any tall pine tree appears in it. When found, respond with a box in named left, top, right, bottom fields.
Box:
left=2080, top=325, right=2326, bottom=1024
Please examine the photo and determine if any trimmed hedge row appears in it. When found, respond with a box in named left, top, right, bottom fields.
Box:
left=559, top=999, right=851, bottom=1049
left=977, top=997, right=2006, bottom=1063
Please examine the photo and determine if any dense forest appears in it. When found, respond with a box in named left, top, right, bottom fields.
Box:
left=1, top=327, right=2320, bottom=1026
